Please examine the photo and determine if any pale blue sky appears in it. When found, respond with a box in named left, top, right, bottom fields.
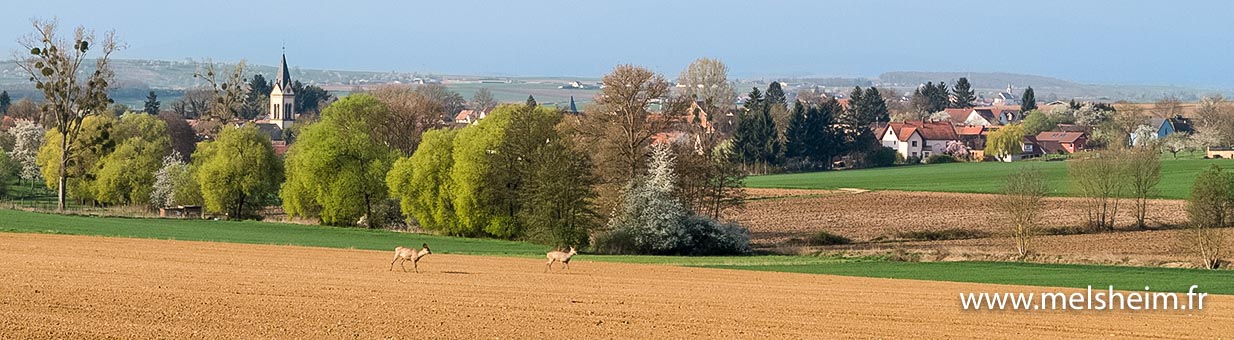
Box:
left=3, top=0, right=1232, bottom=87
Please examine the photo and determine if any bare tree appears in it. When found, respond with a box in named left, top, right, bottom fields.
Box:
left=995, top=167, right=1049, bottom=259
left=677, top=58, right=735, bottom=114
left=1069, top=150, right=1128, bottom=231
left=6, top=98, right=42, bottom=124
left=1127, top=146, right=1162, bottom=229
left=193, top=60, right=248, bottom=124
left=15, top=19, right=119, bottom=210
left=368, top=85, right=445, bottom=155
left=1153, top=95, right=1184, bottom=118
left=1194, top=95, right=1234, bottom=147
left=568, top=65, right=672, bottom=213
left=471, top=87, right=497, bottom=113
left=590, top=64, right=672, bottom=180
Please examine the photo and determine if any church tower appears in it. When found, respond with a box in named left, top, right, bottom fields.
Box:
left=268, top=53, right=296, bottom=129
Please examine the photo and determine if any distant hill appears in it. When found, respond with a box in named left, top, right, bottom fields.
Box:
left=0, top=59, right=1228, bottom=105
left=875, top=71, right=1227, bottom=102
left=0, top=58, right=597, bottom=107
left=0, top=58, right=431, bottom=90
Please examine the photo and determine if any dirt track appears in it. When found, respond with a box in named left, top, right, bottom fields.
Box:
left=2, top=233, right=1232, bottom=338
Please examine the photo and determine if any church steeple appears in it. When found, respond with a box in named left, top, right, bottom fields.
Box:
left=268, top=52, right=297, bottom=129
left=273, top=53, right=294, bottom=94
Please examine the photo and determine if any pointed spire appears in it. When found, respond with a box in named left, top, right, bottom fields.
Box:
left=274, top=53, right=293, bottom=93
left=568, top=96, right=578, bottom=114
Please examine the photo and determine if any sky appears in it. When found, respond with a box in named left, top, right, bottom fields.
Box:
left=2, top=0, right=1233, bottom=88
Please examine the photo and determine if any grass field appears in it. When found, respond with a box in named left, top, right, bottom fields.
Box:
left=745, top=156, right=1224, bottom=199
left=4, top=209, right=1233, bottom=294
left=717, top=261, right=1234, bottom=294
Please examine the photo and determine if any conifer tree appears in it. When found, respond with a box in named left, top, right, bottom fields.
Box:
left=143, top=91, right=160, bottom=115
left=1021, top=87, right=1038, bottom=112
left=952, top=77, right=975, bottom=108
left=0, top=90, right=10, bottom=115
left=765, top=81, right=786, bottom=108
left=863, top=87, right=889, bottom=123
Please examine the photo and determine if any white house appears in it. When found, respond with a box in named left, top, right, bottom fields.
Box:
left=877, top=121, right=961, bottom=160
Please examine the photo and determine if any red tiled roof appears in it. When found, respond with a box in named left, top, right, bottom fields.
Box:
left=943, top=108, right=972, bottom=123
left=1035, top=131, right=1086, bottom=143
left=955, top=125, right=984, bottom=136
left=454, top=109, right=475, bottom=122
left=884, top=121, right=959, bottom=142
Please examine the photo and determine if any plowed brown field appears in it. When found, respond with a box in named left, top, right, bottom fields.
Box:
left=734, top=189, right=1188, bottom=247
left=2, top=233, right=1232, bottom=338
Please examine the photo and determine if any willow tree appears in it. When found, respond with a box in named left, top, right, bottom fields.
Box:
left=282, top=94, right=396, bottom=227
left=192, top=124, right=281, bottom=219
left=985, top=124, right=1025, bottom=161
left=17, top=19, right=119, bottom=210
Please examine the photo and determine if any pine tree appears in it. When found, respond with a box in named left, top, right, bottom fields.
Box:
left=526, top=95, right=537, bottom=107
left=759, top=96, right=781, bottom=166
left=784, top=101, right=808, bottom=160
left=863, top=87, right=889, bottom=124
left=812, top=99, right=846, bottom=168
left=952, top=77, right=975, bottom=108
left=732, top=87, right=777, bottom=172
left=1021, top=87, right=1038, bottom=112
left=143, top=91, right=160, bottom=115
left=931, top=82, right=950, bottom=112
left=848, top=86, right=864, bottom=118
left=0, top=90, right=10, bottom=115
left=765, top=81, right=786, bottom=108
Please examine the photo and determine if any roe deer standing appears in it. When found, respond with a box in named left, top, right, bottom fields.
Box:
left=390, top=243, right=431, bottom=273
left=545, top=246, right=577, bottom=272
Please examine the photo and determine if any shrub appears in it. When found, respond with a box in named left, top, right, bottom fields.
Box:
left=682, top=215, right=751, bottom=255
left=864, top=147, right=898, bottom=168
left=796, top=230, right=851, bottom=246
left=925, top=154, right=955, bottom=164
left=894, top=228, right=988, bottom=241
left=598, top=144, right=751, bottom=255
left=592, top=228, right=638, bottom=254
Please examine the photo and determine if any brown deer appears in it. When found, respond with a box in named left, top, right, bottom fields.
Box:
left=545, top=246, right=577, bottom=272
left=390, top=243, right=431, bottom=273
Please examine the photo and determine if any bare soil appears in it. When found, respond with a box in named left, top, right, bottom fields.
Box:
left=734, top=189, right=1187, bottom=247
left=1, top=233, right=1231, bottom=338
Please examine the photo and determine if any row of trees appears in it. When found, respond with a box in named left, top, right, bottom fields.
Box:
left=730, top=83, right=891, bottom=173
left=8, top=21, right=749, bottom=254
left=996, top=146, right=1167, bottom=260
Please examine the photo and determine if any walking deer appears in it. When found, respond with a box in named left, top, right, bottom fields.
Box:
left=390, top=243, right=431, bottom=273
left=545, top=246, right=577, bottom=272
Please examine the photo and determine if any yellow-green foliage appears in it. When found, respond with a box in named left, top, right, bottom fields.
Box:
left=95, top=114, right=172, bottom=205
left=282, top=94, right=395, bottom=226
left=191, top=124, right=281, bottom=218
left=985, top=124, right=1025, bottom=158
left=387, top=128, right=458, bottom=233
left=36, top=114, right=116, bottom=203
left=449, top=105, right=512, bottom=236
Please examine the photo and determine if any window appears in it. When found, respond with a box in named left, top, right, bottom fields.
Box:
left=911, top=152, right=918, bottom=157
left=923, top=151, right=931, bottom=157
left=273, top=105, right=280, bottom=119
left=911, top=141, right=918, bottom=147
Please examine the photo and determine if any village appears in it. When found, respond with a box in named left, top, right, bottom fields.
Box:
left=4, top=1, right=1234, bottom=338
